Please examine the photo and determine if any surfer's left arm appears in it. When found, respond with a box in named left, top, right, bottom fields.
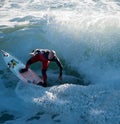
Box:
left=52, top=56, right=63, bottom=81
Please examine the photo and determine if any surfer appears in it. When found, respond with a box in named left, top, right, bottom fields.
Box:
left=20, top=49, right=63, bottom=87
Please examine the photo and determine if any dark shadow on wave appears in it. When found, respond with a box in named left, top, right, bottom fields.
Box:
left=0, top=111, right=15, bottom=123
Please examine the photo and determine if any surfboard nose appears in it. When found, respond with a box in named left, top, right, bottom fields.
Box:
left=1, top=50, right=9, bottom=57
left=1, top=49, right=4, bottom=53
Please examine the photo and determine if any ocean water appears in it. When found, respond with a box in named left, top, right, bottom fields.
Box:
left=0, top=0, right=120, bottom=124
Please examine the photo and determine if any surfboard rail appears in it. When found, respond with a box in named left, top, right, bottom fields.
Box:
left=1, top=50, right=43, bottom=85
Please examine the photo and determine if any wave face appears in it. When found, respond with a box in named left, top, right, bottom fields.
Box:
left=0, top=0, right=120, bottom=124
left=1, top=0, right=120, bottom=84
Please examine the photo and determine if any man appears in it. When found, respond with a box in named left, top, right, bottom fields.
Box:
left=20, top=49, right=63, bottom=87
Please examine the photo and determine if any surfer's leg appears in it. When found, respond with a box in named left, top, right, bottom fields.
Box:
left=41, top=61, right=50, bottom=87
left=37, top=81, right=47, bottom=87
left=41, top=69, right=47, bottom=87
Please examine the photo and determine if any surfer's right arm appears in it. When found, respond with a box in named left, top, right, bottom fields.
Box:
left=19, top=59, right=33, bottom=73
left=20, top=55, right=40, bottom=73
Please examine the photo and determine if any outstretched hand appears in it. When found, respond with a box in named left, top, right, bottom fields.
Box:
left=57, top=75, right=62, bottom=81
left=19, top=68, right=28, bottom=73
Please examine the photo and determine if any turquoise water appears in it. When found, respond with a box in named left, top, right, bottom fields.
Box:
left=0, top=0, right=120, bottom=123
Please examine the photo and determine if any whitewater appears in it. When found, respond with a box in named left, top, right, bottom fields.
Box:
left=0, top=0, right=120, bottom=124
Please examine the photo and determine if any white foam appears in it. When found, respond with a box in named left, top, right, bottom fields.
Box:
left=0, top=0, right=120, bottom=123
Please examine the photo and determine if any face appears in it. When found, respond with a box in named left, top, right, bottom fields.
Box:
left=30, top=53, right=35, bottom=57
left=30, top=49, right=38, bottom=57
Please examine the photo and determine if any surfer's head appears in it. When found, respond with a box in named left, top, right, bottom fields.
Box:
left=29, top=49, right=40, bottom=56
left=48, top=50, right=56, bottom=59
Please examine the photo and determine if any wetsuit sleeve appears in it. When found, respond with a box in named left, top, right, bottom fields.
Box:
left=52, top=56, right=63, bottom=77
left=25, top=58, right=33, bottom=70
left=25, top=55, right=40, bottom=70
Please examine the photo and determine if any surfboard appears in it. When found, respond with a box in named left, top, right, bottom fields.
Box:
left=1, top=50, right=43, bottom=85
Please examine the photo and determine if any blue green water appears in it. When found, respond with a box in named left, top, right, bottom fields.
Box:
left=0, top=0, right=120, bottom=123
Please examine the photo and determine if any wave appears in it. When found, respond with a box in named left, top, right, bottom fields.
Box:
left=0, top=0, right=120, bottom=85
left=0, top=1, right=120, bottom=124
